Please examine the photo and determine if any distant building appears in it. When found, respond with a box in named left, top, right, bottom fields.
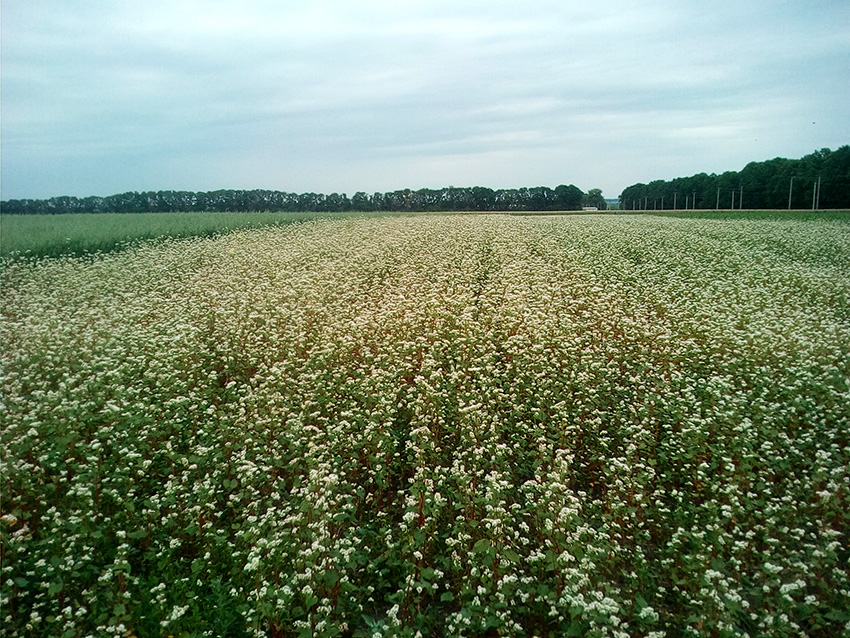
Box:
left=582, top=206, right=599, bottom=211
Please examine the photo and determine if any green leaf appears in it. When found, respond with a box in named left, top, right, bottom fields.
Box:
left=413, top=528, right=426, bottom=547
left=48, top=580, right=63, bottom=595
left=440, top=592, right=454, bottom=602
left=472, top=538, right=491, bottom=553
left=826, top=610, right=850, bottom=622
left=14, top=577, right=28, bottom=588
left=503, top=548, right=521, bottom=563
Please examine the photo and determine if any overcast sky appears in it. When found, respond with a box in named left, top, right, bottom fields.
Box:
left=2, top=0, right=848, bottom=201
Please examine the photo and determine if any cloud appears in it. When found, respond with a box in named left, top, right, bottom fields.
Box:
left=2, top=0, right=848, bottom=200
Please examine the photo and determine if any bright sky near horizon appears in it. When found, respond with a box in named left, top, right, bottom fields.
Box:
left=2, top=0, right=848, bottom=201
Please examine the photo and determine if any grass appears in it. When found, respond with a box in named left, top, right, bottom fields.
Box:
left=0, top=211, right=412, bottom=259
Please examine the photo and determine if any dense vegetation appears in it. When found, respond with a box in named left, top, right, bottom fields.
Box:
left=0, top=185, right=587, bottom=216
left=3, top=214, right=848, bottom=637
left=4, top=208, right=846, bottom=261
left=0, top=211, right=410, bottom=259
left=620, top=146, right=850, bottom=210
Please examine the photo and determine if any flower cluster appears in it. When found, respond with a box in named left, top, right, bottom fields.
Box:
left=2, top=214, right=849, bottom=637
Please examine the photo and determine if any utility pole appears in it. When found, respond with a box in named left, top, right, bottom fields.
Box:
left=716, top=187, right=720, bottom=210
left=661, top=196, right=665, bottom=210
left=788, top=176, right=795, bottom=210
left=692, top=192, right=697, bottom=209
left=816, top=175, right=822, bottom=210
left=674, top=192, right=678, bottom=209
left=731, top=190, right=736, bottom=210
left=740, top=185, right=744, bottom=209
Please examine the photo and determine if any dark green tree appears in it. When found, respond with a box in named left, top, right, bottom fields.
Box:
left=554, top=185, right=583, bottom=210
left=582, top=188, right=607, bottom=210
left=619, top=147, right=850, bottom=211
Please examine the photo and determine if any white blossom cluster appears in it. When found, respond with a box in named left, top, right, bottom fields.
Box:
left=2, top=213, right=849, bottom=637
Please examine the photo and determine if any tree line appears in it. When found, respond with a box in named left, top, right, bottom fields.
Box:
left=0, top=184, right=592, bottom=215
left=619, top=146, right=850, bottom=210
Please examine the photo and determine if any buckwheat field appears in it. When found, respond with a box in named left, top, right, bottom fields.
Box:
left=2, top=213, right=849, bottom=638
